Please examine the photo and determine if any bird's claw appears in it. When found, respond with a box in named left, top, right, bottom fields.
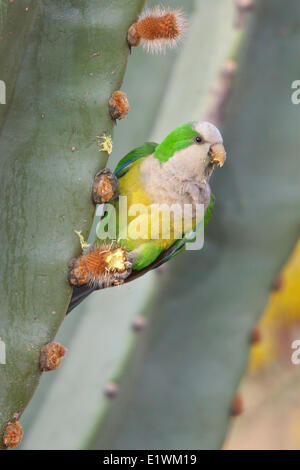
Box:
left=113, top=260, right=132, bottom=284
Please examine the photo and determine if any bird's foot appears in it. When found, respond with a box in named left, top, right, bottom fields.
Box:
left=92, top=168, right=118, bottom=204
left=68, top=244, right=132, bottom=289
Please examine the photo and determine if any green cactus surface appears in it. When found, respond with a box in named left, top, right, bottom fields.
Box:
left=0, top=0, right=145, bottom=448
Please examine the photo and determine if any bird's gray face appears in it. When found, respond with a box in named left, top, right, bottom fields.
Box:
left=191, top=121, right=226, bottom=182
left=164, top=121, right=226, bottom=185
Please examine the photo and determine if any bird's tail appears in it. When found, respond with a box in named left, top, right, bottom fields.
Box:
left=67, top=285, right=96, bottom=314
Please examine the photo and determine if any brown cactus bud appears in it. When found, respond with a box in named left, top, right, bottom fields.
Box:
left=271, top=274, right=284, bottom=291
left=127, top=6, right=186, bottom=54
left=108, top=91, right=130, bottom=121
left=235, top=0, right=254, bottom=29
left=250, top=326, right=262, bottom=344
left=132, top=315, right=147, bottom=332
left=40, top=341, right=67, bottom=372
left=236, top=0, right=254, bottom=11
left=222, top=59, right=238, bottom=77
left=3, top=421, right=23, bottom=449
left=127, top=23, right=141, bottom=47
left=231, top=394, right=243, bottom=416
left=68, top=244, right=132, bottom=289
left=104, top=381, right=119, bottom=399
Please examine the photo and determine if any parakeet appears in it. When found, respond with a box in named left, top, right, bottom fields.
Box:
left=67, top=121, right=226, bottom=313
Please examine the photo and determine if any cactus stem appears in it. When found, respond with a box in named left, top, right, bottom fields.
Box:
left=3, top=421, right=23, bottom=449
left=40, top=342, right=67, bottom=372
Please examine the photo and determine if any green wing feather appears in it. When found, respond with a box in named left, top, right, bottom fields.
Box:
left=96, top=142, right=158, bottom=240
left=114, top=142, right=158, bottom=178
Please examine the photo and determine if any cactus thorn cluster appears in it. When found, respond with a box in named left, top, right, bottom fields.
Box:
left=104, top=382, right=119, bottom=399
left=127, top=5, right=186, bottom=54
left=109, top=91, right=130, bottom=121
left=271, top=275, right=284, bottom=292
left=3, top=421, right=23, bottom=449
left=234, top=0, right=254, bottom=29
left=131, top=315, right=147, bottom=332
left=250, top=327, right=262, bottom=345
left=40, top=342, right=67, bottom=372
left=231, top=394, right=244, bottom=417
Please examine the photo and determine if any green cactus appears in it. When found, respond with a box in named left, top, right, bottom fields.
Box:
left=0, top=0, right=145, bottom=448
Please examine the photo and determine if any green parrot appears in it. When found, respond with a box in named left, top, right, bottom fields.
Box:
left=67, top=120, right=226, bottom=313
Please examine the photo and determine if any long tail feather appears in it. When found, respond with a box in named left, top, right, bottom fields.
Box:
left=67, top=285, right=96, bottom=314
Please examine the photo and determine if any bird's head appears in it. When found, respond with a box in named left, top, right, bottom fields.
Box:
left=192, top=120, right=226, bottom=168
left=154, top=121, right=226, bottom=183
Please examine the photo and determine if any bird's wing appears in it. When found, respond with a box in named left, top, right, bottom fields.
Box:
left=67, top=194, right=215, bottom=314
left=114, top=142, right=158, bottom=178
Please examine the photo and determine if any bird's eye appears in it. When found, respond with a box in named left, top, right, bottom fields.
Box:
left=194, top=136, right=203, bottom=144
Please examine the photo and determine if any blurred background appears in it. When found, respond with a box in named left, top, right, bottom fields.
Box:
left=16, top=0, right=300, bottom=449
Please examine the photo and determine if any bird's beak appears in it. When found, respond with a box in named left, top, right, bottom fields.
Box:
left=209, top=143, right=226, bottom=167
